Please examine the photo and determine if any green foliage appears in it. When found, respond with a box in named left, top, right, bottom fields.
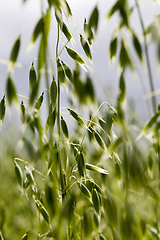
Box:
left=1, top=0, right=160, bottom=239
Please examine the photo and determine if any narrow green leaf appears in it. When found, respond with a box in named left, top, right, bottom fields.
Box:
left=118, top=73, right=125, bottom=102
left=86, top=163, right=109, bottom=175
left=61, top=195, right=74, bottom=222
left=108, top=137, right=122, bottom=153
left=10, top=36, right=21, bottom=67
left=38, top=36, right=46, bottom=70
left=0, top=95, right=5, bottom=124
left=65, top=47, right=85, bottom=65
left=45, top=181, right=58, bottom=216
left=80, top=34, right=92, bottom=61
left=67, top=108, right=86, bottom=127
left=88, top=6, right=99, bottom=34
left=29, top=62, right=37, bottom=91
left=132, top=34, right=143, bottom=61
left=94, top=131, right=106, bottom=150
left=50, top=78, right=57, bottom=107
left=61, top=116, right=69, bottom=139
left=6, top=76, right=17, bottom=106
left=110, top=37, right=118, bottom=60
left=137, top=111, right=160, bottom=140
left=33, top=195, right=50, bottom=225
left=61, top=60, right=74, bottom=84
left=82, top=210, right=93, bottom=236
left=48, top=142, right=58, bottom=169
left=21, top=231, right=28, bottom=240
left=14, top=161, right=23, bottom=187
left=34, top=117, right=45, bottom=140
left=61, top=22, right=72, bottom=42
left=44, top=10, right=51, bottom=42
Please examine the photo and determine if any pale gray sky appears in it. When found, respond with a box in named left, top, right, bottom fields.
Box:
left=1, top=0, right=160, bottom=122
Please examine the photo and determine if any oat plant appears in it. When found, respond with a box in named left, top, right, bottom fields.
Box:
left=1, top=0, right=160, bottom=239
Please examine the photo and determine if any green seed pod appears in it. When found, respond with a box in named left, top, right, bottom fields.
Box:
left=93, top=182, right=106, bottom=199
left=46, top=105, right=57, bottom=130
left=57, top=59, right=66, bottom=85
left=77, top=151, right=86, bottom=177
left=88, top=6, right=99, bottom=34
left=23, top=177, right=30, bottom=189
left=25, top=166, right=35, bottom=186
left=61, top=60, right=74, bottom=84
left=84, top=18, right=94, bottom=45
left=62, top=22, right=72, bottom=42
left=65, top=47, right=85, bottom=65
left=0, top=95, right=5, bottom=124
left=132, top=34, right=142, bottom=61
left=92, top=188, right=100, bottom=214
left=10, top=36, right=21, bottom=69
left=50, top=77, right=57, bottom=107
left=33, top=196, right=50, bottom=225
left=63, top=0, right=72, bottom=18
left=29, top=62, right=37, bottom=91
left=110, top=37, right=118, bottom=60
left=67, top=108, right=86, bottom=127
left=85, top=163, right=109, bottom=175
left=80, top=34, right=92, bottom=61
left=34, top=92, right=44, bottom=112
left=20, top=100, right=26, bottom=124
left=99, top=233, right=107, bottom=240
left=94, top=131, right=106, bottom=150
left=21, top=231, right=28, bottom=240
left=78, top=183, right=91, bottom=199
left=61, top=116, right=69, bottom=139
left=14, top=161, right=23, bottom=187
left=6, top=75, right=18, bottom=106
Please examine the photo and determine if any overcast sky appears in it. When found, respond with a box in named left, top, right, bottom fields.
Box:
left=1, top=0, right=160, bottom=123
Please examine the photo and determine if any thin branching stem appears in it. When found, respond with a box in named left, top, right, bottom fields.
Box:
left=135, top=0, right=156, bottom=114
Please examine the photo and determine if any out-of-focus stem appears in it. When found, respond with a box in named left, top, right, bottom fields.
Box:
left=135, top=0, right=156, bottom=114
left=56, top=24, right=65, bottom=198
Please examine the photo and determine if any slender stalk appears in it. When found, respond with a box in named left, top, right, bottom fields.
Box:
left=135, top=0, right=156, bottom=113
left=56, top=23, right=65, bottom=198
